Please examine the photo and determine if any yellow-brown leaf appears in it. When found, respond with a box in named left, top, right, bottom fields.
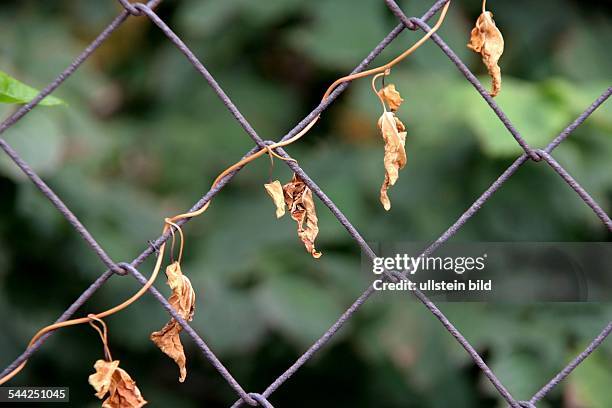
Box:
left=378, top=112, right=407, bottom=211
left=89, top=359, right=147, bottom=408
left=89, top=360, right=119, bottom=400
left=150, top=262, right=195, bottom=382
left=467, top=11, right=504, bottom=97
left=377, top=84, right=404, bottom=111
left=150, top=323, right=186, bottom=381
left=264, top=180, right=286, bottom=218
left=283, top=174, right=321, bottom=258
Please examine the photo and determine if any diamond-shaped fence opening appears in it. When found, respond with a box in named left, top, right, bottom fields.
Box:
left=0, top=0, right=610, bottom=407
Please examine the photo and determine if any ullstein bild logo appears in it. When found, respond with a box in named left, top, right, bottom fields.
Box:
left=372, top=254, right=491, bottom=292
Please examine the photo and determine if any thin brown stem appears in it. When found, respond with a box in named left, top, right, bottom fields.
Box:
left=322, top=0, right=451, bottom=101
left=88, top=315, right=113, bottom=362
left=372, top=72, right=389, bottom=111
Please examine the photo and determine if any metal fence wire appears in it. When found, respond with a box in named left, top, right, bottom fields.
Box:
left=1, top=0, right=611, bottom=406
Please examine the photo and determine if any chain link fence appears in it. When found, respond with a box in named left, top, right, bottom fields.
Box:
left=1, top=0, right=611, bottom=406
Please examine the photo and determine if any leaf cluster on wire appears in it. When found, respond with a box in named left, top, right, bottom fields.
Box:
left=0, top=1, right=508, bottom=405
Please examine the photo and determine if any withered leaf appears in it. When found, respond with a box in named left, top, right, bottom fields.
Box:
left=282, top=174, right=321, bottom=258
left=89, top=359, right=147, bottom=408
left=377, top=84, right=404, bottom=111
left=150, top=262, right=195, bottom=383
left=264, top=180, right=286, bottom=218
left=467, top=11, right=504, bottom=97
left=378, top=112, right=407, bottom=211
left=89, top=360, right=119, bottom=400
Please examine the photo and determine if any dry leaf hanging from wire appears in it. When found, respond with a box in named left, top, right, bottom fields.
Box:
left=378, top=112, right=407, bottom=211
left=264, top=180, right=286, bottom=218
left=283, top=174, right=321, bottom=258
left=150, top=262, right=196, bottom=383
left=377, top=84, right=404, bottom=112
left=467, top=10, right=504, bottom=97
left=89, top=359, right=147, bottom=408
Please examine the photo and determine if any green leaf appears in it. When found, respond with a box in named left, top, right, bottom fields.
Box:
left=194, top=278, right=268, bottom=355
left=0, top=70, right=64, bottom=106
left=464, top=78, right=572, bottom=157
left=0, top=112, right=65, bottom=179
left=290, top=0, right=389, bottom=70
left=489, top=350, right=548, bottom=399
left=256, top=273, right=345, bottom=347
left=568, top=350, right=612, bottom=408
left=555, top=20, right=612, bottom=82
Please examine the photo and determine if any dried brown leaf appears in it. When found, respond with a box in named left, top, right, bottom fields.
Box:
left=467, top=11, right=504, bottom=97
left=377, top=84, right=404, bottom=111
left=378, top=112, right=407, bottom=211
left=89, top=360, right=119, bottom=400
left=264, top=180, right=286, bottom=218
left=283, top=174, right=321, bottom=258
left=89, top=359, right=147, bottom=408
left=150, top=262, right=195, bottom=382
left=150, top=324, right=185, bottom=381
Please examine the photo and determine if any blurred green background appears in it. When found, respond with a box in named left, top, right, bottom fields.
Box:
left=0, top=0, right=611, bottom=406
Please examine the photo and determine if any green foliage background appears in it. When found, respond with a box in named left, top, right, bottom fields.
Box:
left=0, top=0, right=611, bottom=406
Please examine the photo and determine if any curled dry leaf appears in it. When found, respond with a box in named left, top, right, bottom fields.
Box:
left=150, top=262, right=196, bottom=383
left=282, top=174, right=321, bottom=258
left=89, top=359, right=147, bottom=408
left=378, top=112, right=407, bottom=211
left=264, top=180, right=286, bottom=218
left=377, top=84, right=404, bottom=111
left=467, top=11, right=504, bottom=97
